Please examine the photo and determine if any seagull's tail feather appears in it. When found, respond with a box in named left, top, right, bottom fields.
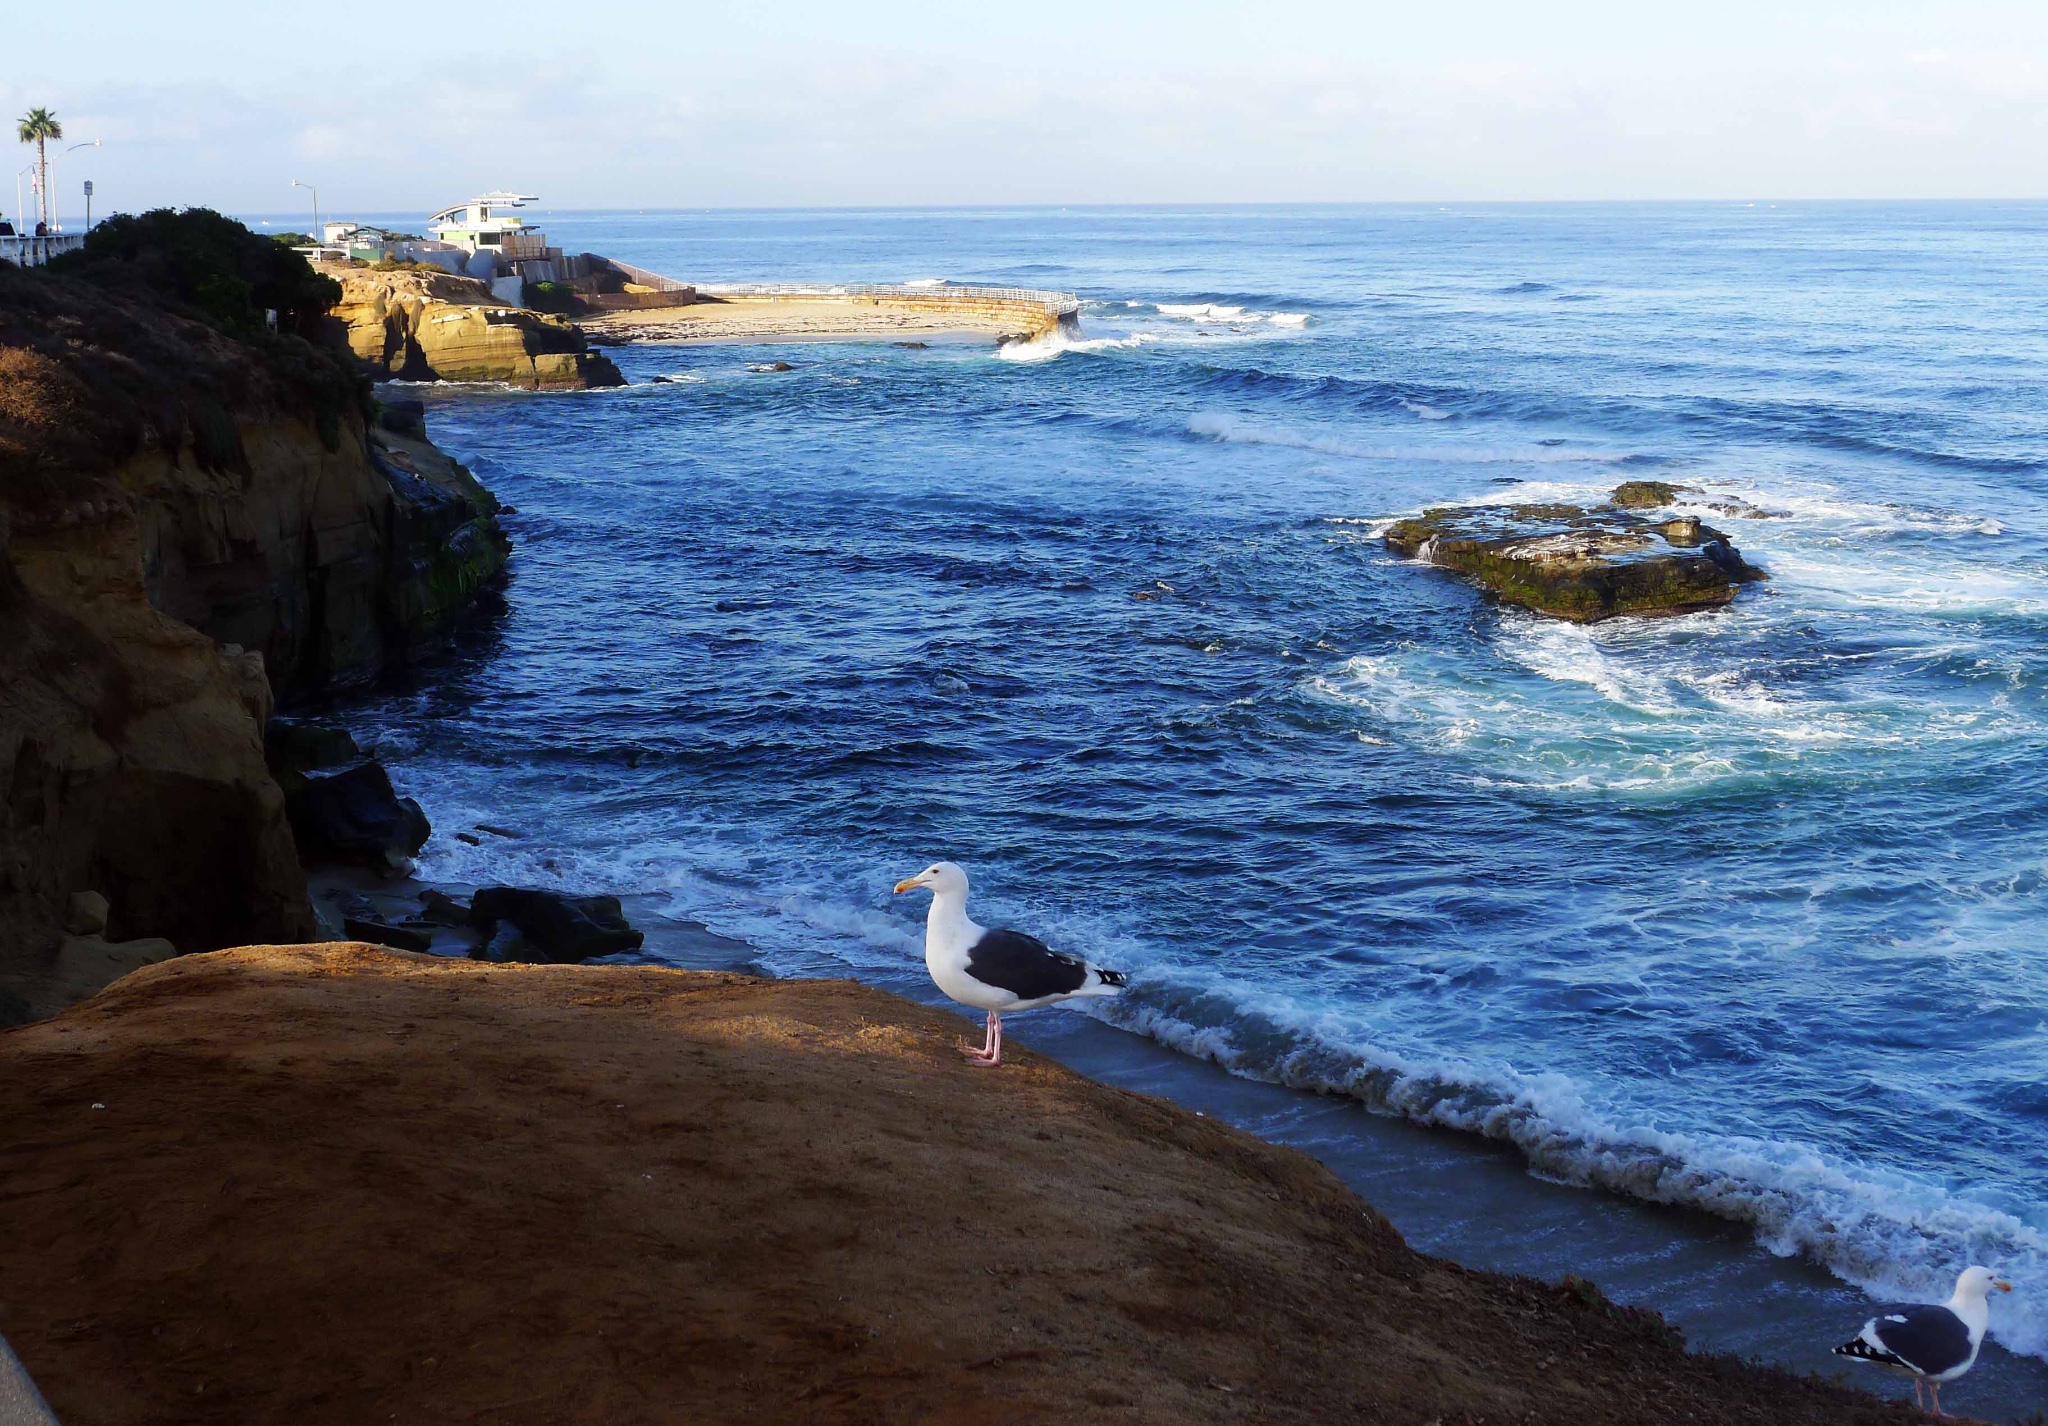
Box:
left=1088, top=966, right=1129, bottom=993
left=1833, top=1339, right=1903, bottom=1369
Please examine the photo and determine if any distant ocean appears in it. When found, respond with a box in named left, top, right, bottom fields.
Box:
left=335, top=204, right=2048, bottom=1389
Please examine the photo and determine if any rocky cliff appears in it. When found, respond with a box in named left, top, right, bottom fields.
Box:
left=329, top=267, right=625, bottom=389
left=0, top=261, right=508, bottom=999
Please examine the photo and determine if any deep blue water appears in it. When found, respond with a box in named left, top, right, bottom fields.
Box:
left=350, top=204, right=2048, bottom=1361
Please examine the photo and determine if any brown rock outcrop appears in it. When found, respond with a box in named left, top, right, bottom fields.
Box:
left=0, top=945, right=1915, bottom=1425
left=329, top=267, right=625, bottom=389
left=0, top=261, right=508, bottom=995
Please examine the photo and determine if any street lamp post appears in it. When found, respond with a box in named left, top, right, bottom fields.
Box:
left=83, top=179, right=93, bottom=231
left=48, top=140, right=99, bottom=231
left=291, top=179, right=319, bottom=245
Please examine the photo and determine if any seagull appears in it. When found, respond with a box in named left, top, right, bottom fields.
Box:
left=1833, top=1265, right=2012, bottom=1415
left=893, top=861, right=1127, bottom=1067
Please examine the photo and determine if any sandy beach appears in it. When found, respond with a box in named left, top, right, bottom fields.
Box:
left=581, top=295, right=1047, bottom=346
left=0, top=943, right=1916, bottom=1425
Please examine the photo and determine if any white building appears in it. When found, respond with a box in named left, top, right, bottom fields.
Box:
left=426, top=192, right=548, bottom=260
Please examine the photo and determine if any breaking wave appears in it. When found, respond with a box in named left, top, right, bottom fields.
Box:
left=1105, top=978, right=2048, bottom=1360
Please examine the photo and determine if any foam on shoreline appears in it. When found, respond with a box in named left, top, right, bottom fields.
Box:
left=1101, top=975, right=2048, bottom=1361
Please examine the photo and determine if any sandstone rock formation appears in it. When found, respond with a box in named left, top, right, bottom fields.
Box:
left=0, top=944, right=1917, bottom=1425
left=329, top=268, right=625, bottom=389
left=0, top=261, right=507, bottom=991
left=1384, top=485, right=1767, bottom=621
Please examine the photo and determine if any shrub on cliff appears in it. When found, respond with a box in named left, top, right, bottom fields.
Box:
left=0, top=261, right=367, bottom=512
left=523, top=280, right=577, bottom=314
left=48, top=207, right=341, bottom=339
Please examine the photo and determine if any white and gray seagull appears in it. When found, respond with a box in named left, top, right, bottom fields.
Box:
left=1833, top=1265, right=2012, bottom=1416
left=893, top=860, right=1127, bottom=1067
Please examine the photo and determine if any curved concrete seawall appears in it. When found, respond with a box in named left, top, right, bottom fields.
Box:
left=704, top=284, right=1081, bottom=339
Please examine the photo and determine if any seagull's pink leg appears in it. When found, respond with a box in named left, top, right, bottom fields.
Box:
left=1928, top=1381, right=1943, bottom=1417
left=960, top=1012, right=1003, bottom=1067
left=960, top=1012, right=1002, bottom=1065
left=1911, top=1379, right=1924, bottom=1411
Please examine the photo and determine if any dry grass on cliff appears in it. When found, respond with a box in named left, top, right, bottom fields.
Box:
left=0, top=945, right=1921, bottom=1426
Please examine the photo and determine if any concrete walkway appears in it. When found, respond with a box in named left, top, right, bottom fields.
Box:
left=0, top=1336, right=57, bottom=1426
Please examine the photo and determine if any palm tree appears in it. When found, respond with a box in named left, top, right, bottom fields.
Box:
left=17, top=108, right=61, bottom=232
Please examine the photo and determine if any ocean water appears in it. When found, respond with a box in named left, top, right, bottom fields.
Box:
left=343, top=204, right=2048, bottom=1384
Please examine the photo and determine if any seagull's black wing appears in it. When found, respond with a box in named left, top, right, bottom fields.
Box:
left=1835, top=1304, right=1972, bottom=1377
left=965, top=928, right=1089, bottom=1001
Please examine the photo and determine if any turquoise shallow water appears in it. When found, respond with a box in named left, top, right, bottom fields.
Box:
left=340, top=203, right=2048, bottom=1382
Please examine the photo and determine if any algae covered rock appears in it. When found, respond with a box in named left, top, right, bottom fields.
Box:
left=1384, top=485, right=1766, bottom=621
left=1610, top=480, right=1694, bottom=509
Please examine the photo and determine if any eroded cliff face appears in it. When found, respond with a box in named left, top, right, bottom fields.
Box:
left=0, top=502, right=312, bottom=980
left=329, top=268, right=625, bottom=390
left=0, top=264, right=508, bottom=995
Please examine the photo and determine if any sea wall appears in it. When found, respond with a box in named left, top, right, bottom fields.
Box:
left=710, top=290, right=1077, bottom=338
left=329, top=267, right=625, bottom=389
left=0, top=263, right=508, bottom=994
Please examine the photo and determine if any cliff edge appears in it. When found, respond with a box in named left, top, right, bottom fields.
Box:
left=0, top=252, right=507, bottom=998
left=0, top=946, right=1915, bottom=1425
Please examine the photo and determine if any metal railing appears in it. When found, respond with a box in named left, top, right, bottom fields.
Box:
left=0, top=232, right=86, bottom=267
left=601, top=258, right=695, bottom=293
left=700, top=281, right=1081, bottom=316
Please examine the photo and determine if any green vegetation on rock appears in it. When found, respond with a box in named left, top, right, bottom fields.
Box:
left=50, top=207, right=341, bottom=339
left=1384, top=485, right=1765, bottom=621
left=1610, top=480, right=1694, bottom=509
left=523, top=279, right=578, bottom=314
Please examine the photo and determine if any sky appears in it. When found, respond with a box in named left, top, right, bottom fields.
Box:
left=5, top=0, right=2048, bottom=220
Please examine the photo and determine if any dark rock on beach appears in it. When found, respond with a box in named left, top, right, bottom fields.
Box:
left=416, top=889, right=472, bottom=926
left=1385, top=484, right=1767, bottom=622
left=286, top=762, right=431, bottom=872
left=264, top=719, right=360, bottom=786
left=468, top=887, right=645, bottom=963
left=375, top=397, right=427, bottom=439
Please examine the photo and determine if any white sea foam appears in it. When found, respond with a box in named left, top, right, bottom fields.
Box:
left=1104, top=976, right=2048, bottom=1359
left=901, top=277, right=948, bottom=288
left=1402, top=399, right=1452, bottom=421
left=994, top=330, right=1154, bottom=363
left=1268, top=312, right=1310, bottom=327
left=402, top=784, right=2048, bottom=1363
left=1159, top=302, right=1246, bottom=319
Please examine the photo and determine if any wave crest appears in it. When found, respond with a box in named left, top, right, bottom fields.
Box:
left=1107, top=980, right=2048, bottom=1359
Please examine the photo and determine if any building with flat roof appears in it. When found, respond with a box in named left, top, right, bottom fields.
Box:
left=427, top=192, right=548, bottom=260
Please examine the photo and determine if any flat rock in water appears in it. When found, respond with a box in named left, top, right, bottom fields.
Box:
left=1384, top=485, right=1767, bottom=621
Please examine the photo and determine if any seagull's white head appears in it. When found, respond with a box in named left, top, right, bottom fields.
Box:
left=894, top=860, right=969, bottom=898
left=1955, top=1266, right=2015, bottom=1301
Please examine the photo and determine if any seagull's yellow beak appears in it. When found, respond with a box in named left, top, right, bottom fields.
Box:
left=1995, top=1279, right=2014, bottom=1293
left=893, top=878, right=922, bottom=894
